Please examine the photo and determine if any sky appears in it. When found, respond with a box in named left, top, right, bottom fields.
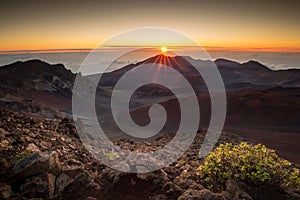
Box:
left=0, top=0, right=300, bottom=52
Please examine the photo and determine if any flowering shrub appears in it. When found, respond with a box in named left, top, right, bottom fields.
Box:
left=198, top=142, right=300, bottom=190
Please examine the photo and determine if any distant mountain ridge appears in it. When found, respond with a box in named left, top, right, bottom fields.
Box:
left=0, top=59, right=75, bottom=93
left=0, top=57, right=299, bottom=117
left=216, top=59, right=300, bottom=88
left=1, top=57, right=299, bottom=92
left=98, top=55, right=300, bottom=91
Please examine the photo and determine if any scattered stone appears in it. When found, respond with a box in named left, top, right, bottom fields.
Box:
left=0, top=109, right=299, bottom=200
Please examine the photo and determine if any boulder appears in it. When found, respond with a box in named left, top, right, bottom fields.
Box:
left=13, top=151, right=61, bottom=180
left=55, top=173, right=73, bottom=193
left=26, top=143, right=40, bottom=152
left=226, top=179, right=252, bottom=200
left=20, top=172, right=56, bottom=199
left=60, top=171, right=101, bottom=199
left=62, top=159, right=85, bottom=178
left=283, top=187, right=300, bottom=200
left=178, top=189, right=232, bottom=200
left=163, top=181, right=183, bottom=198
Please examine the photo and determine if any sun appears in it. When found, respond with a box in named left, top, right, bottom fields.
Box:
left=160, top=47, right=168, bottom=55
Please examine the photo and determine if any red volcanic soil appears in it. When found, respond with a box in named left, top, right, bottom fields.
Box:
left=0, top=87, right=72, bottom=116
left=227, top=128, right=300, bottom=166
left=131, top=87, right=300, bottom=164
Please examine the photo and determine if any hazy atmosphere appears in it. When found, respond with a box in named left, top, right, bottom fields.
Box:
left=1, top=0, right=299, bottom=51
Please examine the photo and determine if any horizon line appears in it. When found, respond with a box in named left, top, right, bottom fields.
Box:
left=1, top=46, right=300, bottom=54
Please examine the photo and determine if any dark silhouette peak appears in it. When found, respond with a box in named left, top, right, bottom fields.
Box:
left=214, top=58, right=240, bottom=66
left=1, top=59, right=73, bottom=75
left=0, top=59, right=75, bottom=94
left=243, top=60, right=262, bottom=65
left=241, top=60, right=271, bottom=71
left=3, top=59, right=48, bottom=68
left=21, top=59, right=48, bottom=65
left=180, top=55, right=194, bottom=60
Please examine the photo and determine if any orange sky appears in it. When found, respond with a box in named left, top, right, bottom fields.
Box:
left=1, top=0, right=299, bottom=52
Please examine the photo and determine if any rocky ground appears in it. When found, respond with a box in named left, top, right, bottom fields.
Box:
left=0, top=109, right=299, bottom=200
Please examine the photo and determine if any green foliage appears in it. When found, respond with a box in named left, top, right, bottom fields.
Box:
left=178, top=159, right=186, bottom=166
left=15, top=149, right=31, bottom=160
left=198, top=142, right=300, bottom=190
left=104, top=151, right=119, bottom=160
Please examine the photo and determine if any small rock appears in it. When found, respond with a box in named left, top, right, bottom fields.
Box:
left=152, top=194, right=167, bottom=200
left=284, top=187, right=300, bottom=199
left=0, top=158, right=10, bottom=169
left=188, top=182, right=204, bottom=190
left=174, top=177, right=203, bottom=190
left=24, top=136, right=34, bottom=142
left=0, top=128, right=9, bottom=136
left=164, top=182, right=182, bottom=198
left=40, top=141, right=52, bottom=148
left=0, top=140, right=9, bottom=150
left=62, top=159, right=85, bottom=178
left=0, top=184, right=11, bottom=199
left=68, top=144, right=76, bottom=150
left=86, top=197, right=97, bottom=200
left=55, top=173, right=73, bottom=193
left=26, top=143, right=40, bottom=152
left=178, top=189, right=205, bottom=200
